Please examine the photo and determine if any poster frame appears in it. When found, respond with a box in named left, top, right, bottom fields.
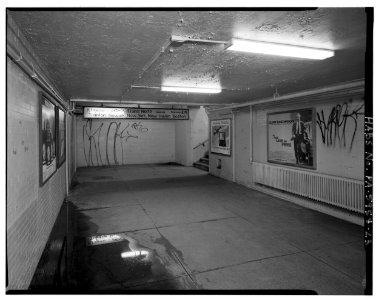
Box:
left=210, top=118, right=232, bottom=156
left=267, top=108, right=316, bottom=169
left=56, top=106, right=66, bottom=168
left=39, top=92, right=57, bottom=186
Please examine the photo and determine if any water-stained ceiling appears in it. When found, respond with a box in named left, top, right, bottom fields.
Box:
left=8, top=9, right=367, bottom=105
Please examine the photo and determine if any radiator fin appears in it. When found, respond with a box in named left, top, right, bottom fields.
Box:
left=253, top=162, right=364, bottom=213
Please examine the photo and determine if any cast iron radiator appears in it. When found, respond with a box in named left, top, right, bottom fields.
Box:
left=253, top=162, right=364, bottom=213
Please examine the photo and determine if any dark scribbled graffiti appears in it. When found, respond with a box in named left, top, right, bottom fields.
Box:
left=316, top=102, right=364, bottom=151
left=82, top=120, right=148, bottom=166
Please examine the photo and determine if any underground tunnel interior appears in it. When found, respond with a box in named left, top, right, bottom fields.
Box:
left=5, top=7, right=372, bottom=294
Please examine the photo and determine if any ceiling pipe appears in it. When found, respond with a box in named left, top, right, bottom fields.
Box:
left=138, top=38, right=172, bottom=80
left=171, top=35, right=229, bottom=45
left=130, top=85, right=161, bottom=90
left=207, top=79, right=365, bottom=112
left=7, top=37, right=68, bottom=110
left=123, top=35, right=230, bottom=98
left=70, top=98, right=228, bottom=107
left=136, top=35, right=228, bottom=79
left=7, top=16, right=68, bottom=110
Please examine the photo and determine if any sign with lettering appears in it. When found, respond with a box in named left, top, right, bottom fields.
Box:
left=84, top=107, right=189, bottom=120
left=267, top=108, right=315, bottom=169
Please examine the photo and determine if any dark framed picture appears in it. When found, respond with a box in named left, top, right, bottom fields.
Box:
left=211, top=119, right=231, bottom=156
left=56, top=107, right=66, bottom=167
left=39, top=92, right=57, bottom=186
left=267, top=108, right=316, bottom=169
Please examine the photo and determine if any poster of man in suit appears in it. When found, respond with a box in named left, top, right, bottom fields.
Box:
left=267, top=109, right=314, bottom=168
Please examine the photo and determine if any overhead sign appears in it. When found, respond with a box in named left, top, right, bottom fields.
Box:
left=84, top=107, right=189, bottom=120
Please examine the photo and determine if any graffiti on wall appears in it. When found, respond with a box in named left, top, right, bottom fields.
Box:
left=82, top=119, right=148, bottom=166
left=316, top=102, right=364, bottom=151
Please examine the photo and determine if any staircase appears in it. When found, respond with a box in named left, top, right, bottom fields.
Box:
left=193, top=151, right=209, bottom=172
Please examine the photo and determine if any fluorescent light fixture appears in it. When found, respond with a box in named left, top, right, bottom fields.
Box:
left=161, top=86, right=222, bottom=94
left=226, top=39, right=334, bottom=60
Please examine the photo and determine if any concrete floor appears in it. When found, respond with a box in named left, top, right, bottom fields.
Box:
left=67, top=164, right=365, bottom=294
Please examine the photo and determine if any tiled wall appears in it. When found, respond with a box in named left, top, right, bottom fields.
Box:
left=75, top=117, right=176, bottom=167
left=7, top=58, right=67, bottom=289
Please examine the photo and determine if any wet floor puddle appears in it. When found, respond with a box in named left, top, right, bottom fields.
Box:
left=70, top=232, right=189, bottom=290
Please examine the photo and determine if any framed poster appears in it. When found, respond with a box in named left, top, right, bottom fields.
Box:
left=211, top=119, right=231, bottom=156
left=56, top=107, right=66, bottom=167
left=39, top=92, right=57, bottom=186
left=267, top=108, right=315, bottom=169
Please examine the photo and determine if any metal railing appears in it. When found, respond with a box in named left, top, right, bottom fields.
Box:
left=193, top=139, right=209, bottom=150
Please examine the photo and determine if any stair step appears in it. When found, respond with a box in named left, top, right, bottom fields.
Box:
left=200, top=157, right=209, bottom=164
left=193, top=161, right=209, bottom=172
left=194, top=161, right=208, bottom=167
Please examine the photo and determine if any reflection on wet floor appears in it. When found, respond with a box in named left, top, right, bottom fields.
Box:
left=30, top=165, right=364, bottom=294
left=29, top=199, right=199, bottom=291
left=64, top=170, right=206, bottom=291
left=70, top=231, right=197, bottom=290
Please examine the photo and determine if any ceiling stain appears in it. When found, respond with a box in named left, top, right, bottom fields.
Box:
left=256, top=23, right=281, bottom=32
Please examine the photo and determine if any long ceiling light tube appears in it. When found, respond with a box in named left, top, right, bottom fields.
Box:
left=207, top=80, right=364, bottom=112
left=226, top=38, right=334, bottom=60
left=161, top=86, right=222, bottom=94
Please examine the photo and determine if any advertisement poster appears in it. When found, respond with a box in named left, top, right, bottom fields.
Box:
left=40, top=93, right=57, bottom=185
left=57, top=107, right=66, bottom=167
left=267, top=108, right=315, bottom=168
left=211, top=119, right=231, bottom=156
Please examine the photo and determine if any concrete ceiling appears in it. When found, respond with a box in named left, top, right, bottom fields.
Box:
left=9, top=9, right=367, bottom=105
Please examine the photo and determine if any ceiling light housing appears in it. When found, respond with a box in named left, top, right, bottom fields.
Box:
left=161, top=86, right=222, bottom=94
left=226, top=38, right=334, bottom=60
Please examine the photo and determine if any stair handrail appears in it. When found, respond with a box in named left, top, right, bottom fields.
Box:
left=193, top=139, right=209, bottom=150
